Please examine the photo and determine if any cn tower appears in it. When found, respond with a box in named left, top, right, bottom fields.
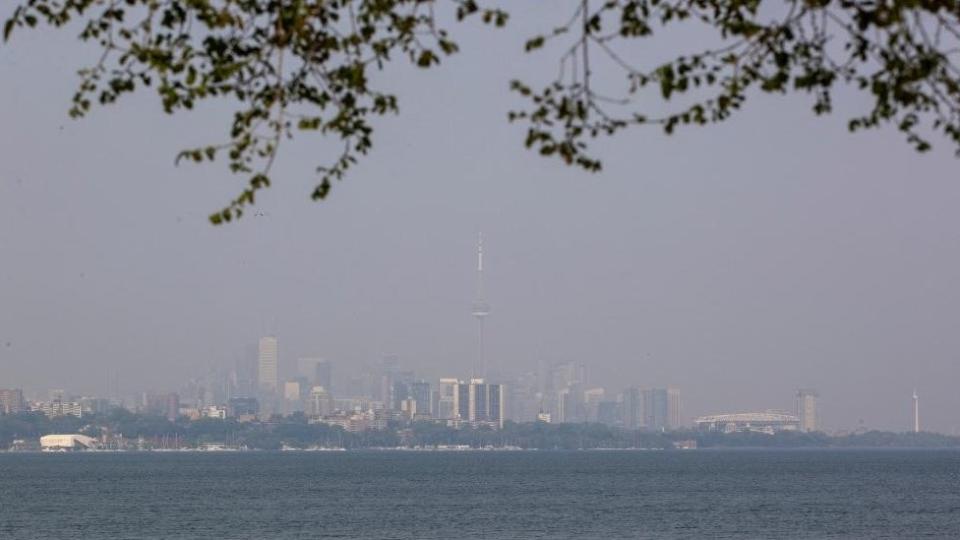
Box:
left=471, top=233, right=491, bottom=380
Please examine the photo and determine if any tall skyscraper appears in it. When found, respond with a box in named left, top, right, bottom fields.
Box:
left=642, top=387, right=681, bottom=431
left=297, top=358, right=332, bottom=392
left=795, top=389, right=819, bottom=432
left=452, top=379, right=506, bottom=428
left=258, top=336, right=279, bottom=394
left=622, top=387, right=642, bottom=430
left=437, top=377, right=459, bottom=419
left=471, top=233, right=491, bottom=379
left=410, top=381, right=432, bottom=416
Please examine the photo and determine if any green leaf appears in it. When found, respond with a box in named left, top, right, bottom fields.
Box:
left=416, top=50, right=437, bottom=68
left=525, top=36, right=545, bottom=52
left=3, top=17, right=16, bottom=42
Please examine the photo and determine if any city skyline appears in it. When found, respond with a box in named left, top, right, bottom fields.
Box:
left=5, top=4, right=960, bottom=433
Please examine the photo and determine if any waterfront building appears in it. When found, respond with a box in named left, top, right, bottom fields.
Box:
left=795, top=389, right=819, bottom=432
left=694, top=411, right=800, bottom=434
left=40, top=434, right=98, bottom=451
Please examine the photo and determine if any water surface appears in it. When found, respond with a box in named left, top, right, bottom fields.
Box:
left=1, top=449, right=958, bottom=539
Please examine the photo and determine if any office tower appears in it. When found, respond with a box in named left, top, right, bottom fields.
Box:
left=508, top=371, right=540, bottom=422
left=235, top=346, right=259, bottom=398
left=622, top=387, right=642, bottom=429
left=596, top=401, right=620, bottom=426
left=795, top=389, right=819, bottom=432
left=258, top=336, right=279, bottom=394
left=437, top=378, right=458, bottom=419
left=410, top=381, right=432, bottom=416
left=488, top=383, right=504, bottom=428
left=284, top=381, right=304, bottom=415
left=228, top=397, right=260, bottom=418
left=471, top=234, right=491, bottom=379
left=392, top=380, right=410, bottom=411
left=555, top=387, right=572, bottom=423
left=0, top=388, right=25, bottom=415
left=399, top=398, right=418, bottom=417
left=469, top=379, right=488, bottom=421
left=453, top=379, right=506, bottom=428
left=144, top=393, right=180, bottom=421
left=297, top=358, right=333, bottom=392
left=309, top=386, right=334, bottom=417
left=913, top=389, right=920, bottom=433
left=643, top=387, right=681, bottom=431
left=453, top=381, right=470, bottom=421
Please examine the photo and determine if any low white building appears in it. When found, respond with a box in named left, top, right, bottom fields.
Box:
left=694, top=412, right=800, bottom=434
left=40, top=434, right=99, bottom=451
left=201, top=405, right=227, bottom=419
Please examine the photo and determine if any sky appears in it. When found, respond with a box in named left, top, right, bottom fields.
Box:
left=2, top=3, right=960, bottom=433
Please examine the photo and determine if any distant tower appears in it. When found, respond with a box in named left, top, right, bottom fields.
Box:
left=258, top=336, right=279, bottom=394
left=796, top=389, right=819, bottom=432
left=913, top=389, right=920, bottom=433
left=471, top=233, right=491, bottom=379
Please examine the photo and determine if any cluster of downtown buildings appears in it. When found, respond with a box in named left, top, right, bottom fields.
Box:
left=0, top=340, right=820, bottom=437
left=1, top=238, right=826, bottom=437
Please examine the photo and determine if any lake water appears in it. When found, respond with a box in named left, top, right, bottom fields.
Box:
left=2, top=449, right=959, bottom=539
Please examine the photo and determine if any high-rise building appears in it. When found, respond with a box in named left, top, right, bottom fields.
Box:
left=437, top=378, right=458, bottom=419
left=583, top=388, right=605, bottom=422
left=622, top=387, right=642, bottom=430
left=0, top=389, right=25, bottom=415
left=309, top=386, right=334, bottom=417
left=228, top=397, right=260, bottom=418
left=642, top=387, right=681, bottom=431
left=795, top=389, right=819, bottom=432
left=452, top=379, right=506, bottom=428
left=143, top=393, right=180, bottom=421
left=34, top=400, right=83, bottom=419
left=258, top=336, right=279, bottom=394
left=597, top=401, right=621, bottom=426
left=284, top=381, right=304, bottom=415
left=454, top=380, right=471, bottom=420
left=410, top=381, right=432, bottom=416
left=297, top=358, right=332, bottom=392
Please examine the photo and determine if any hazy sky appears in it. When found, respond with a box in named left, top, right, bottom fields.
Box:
left=3, top=4, right=960, bottom=432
